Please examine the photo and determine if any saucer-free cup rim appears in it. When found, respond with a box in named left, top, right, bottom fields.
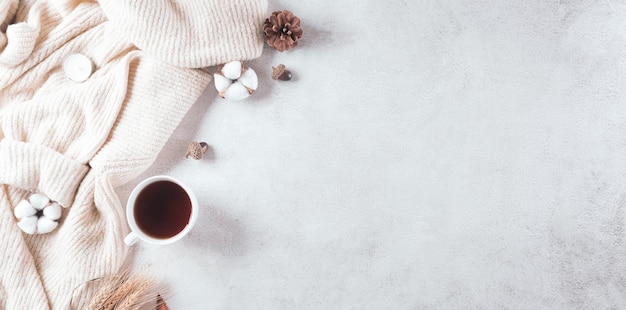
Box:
left=125, top=175, right=198, bottom=246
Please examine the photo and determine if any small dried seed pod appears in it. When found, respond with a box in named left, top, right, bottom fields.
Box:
left=185, top=142, right=209, bottom=160
left=272, top=64, right=292, bottom=81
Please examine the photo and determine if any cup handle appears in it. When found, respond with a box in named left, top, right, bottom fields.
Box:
left=124, top=231, right=139, bottom=246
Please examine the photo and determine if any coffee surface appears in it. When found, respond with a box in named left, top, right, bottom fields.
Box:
left=134, top=180, right=192, bottom=239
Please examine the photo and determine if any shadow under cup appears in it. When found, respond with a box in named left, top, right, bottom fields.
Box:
left=125, top=176, right=197, bottom=246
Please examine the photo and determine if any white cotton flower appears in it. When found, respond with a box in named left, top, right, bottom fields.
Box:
left=226, top=82, right=252, bottom=101
left=29, top=193, right=49, bottom=210
left=43, top=203, right=62, bottom=220
left=221, top=60, right=242, bottom=80
left=17, top=216, right=38, bottom=235
left=13, top=194, right=62, bottom=235
left=238, top=68, right=258, bottom=90
left=36, top=218, right=58, bottom=234
left=214, top=74, right=231, bottom=93
left=14, top=200, right=37, bottom=218
left=213, top=61, right=258, bottom=101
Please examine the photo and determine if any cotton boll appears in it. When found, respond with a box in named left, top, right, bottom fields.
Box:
left=221, top=61, right=242, bottom=80
left=214, top=74, right=231, bottom=93
left=14, top=200, right=36, bottom=219
left=225, top=82, right=251, bottom=101
left=30, top=193, right=49, bottom=210
left=214, top=61, right=258, bottom=101
left=43, top=203, right=62, bottom=220
left=239, top=67, right=258, bottom=91
left=17, top=216, right=38, bottom=234
left=37, top=217, right=58, bottom=234
left=14, top=194, right=62, bottom=234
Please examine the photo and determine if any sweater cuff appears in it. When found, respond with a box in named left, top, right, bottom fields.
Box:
left=98, top=0, right=267, bottom=68
left=0, top=139, right=89, bottom=207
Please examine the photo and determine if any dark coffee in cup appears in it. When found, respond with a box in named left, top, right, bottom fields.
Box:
left=133, top=180, right=192, bottom=239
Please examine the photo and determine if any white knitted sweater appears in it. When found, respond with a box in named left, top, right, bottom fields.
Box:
left=0, top=0, right=266, bottom=308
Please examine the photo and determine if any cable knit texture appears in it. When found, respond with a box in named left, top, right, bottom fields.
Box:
left=0, top=0, right=266, bottom=308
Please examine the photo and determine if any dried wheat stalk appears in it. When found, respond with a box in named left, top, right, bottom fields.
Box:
left=85, top=269, right=164, bottom=310
left=112, top=277, right=157, bottom=310
left=86, top=270, right=130, bottom=310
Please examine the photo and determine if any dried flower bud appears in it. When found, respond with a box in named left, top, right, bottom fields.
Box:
left=272, top=64, right=292, bottom=81
left=185, top=142, right=209, bottom=160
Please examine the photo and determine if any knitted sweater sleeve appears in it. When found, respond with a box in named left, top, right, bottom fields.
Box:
left=98, top=0, right=267, bottom=68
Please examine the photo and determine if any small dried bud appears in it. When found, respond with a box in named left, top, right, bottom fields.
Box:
left=272, top=64, right=292, bottom=81
left=185, top=142, right=209, bottom=160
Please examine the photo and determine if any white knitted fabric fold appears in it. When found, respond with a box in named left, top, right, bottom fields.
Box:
left=98, top=0, right=267, bottom=68
left=0, top=0, right=266, bottom=308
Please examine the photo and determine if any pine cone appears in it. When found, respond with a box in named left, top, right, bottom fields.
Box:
left=263, top=10, right=303, bottom=52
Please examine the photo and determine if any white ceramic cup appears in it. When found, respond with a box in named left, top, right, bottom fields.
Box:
left=124, top=175, right=198, bottom=246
